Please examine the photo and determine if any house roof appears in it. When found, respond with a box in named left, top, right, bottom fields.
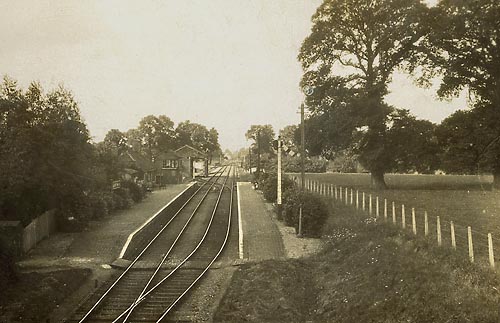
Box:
left=119, top=151, right=155, bottom=171
left=175, top=145, right=206, bottom=159
left=156, top=150, right=181, bottom=160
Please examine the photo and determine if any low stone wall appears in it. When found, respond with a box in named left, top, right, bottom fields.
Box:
left=121, top=182, right=199, bottom=260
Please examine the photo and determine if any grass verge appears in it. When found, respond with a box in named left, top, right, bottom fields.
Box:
left=214, top=202, right=500, bottom=322
left=0, top=268, right=91, bottom=322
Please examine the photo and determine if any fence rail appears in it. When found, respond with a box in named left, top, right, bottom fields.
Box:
left=292, top=176, right=497, bottom=270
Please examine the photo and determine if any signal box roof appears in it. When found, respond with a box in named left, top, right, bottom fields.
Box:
left=175, top=145, right=206, bottom=159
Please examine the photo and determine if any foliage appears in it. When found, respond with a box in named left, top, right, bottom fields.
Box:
left=133, top=115, right=176, bottom=156
left=298, top=0, right=430, bottom=188
left=0, top=78, right=94, bottom=225
left=436, top=104, right=500, bottom=177
left=421, top=0, right=500, bottom=104
left=245, top=124, right=275, bottom=155
left=282, top=156, right=328, bottom=173
left=121, top=180, right=146, bottom=203
left=327, top=148, right=360, bottom=173
left=279, top=125, right=300, bottom=147
left=245, top=124, right=276, bottom=177
left=175, top=120, right=220, bottom=161
left=421, top=0, right=500, bottom=186
left=257, top=172, right=297, bottom=204
left=0, top=239, right=17, bottom=292
left=282, top=190, right=329, bottom=238
left=383, top=109, right=440, bottom=174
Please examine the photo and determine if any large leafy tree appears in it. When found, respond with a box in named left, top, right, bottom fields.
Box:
left=175, top=121, right=220, bottom=158
left=298, top=0, right=430, bottom=188
left=421, top=0, right=500, bottom=186
left=135, top=115, right=176, bottom=157
left=0, top=77, right=93, bottom=224
left=436, top=105, right=500, bottom=185
left=103, top=129, right=128, bottom=155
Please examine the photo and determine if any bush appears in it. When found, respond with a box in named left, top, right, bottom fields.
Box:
left=87, top=192, right=109, bottom=219
left=282, top=156, right=328, bottom=173
left=0, top=239, right=17, bottom=294
left=113, top=188, right=134, bottom=209
left=283, top=190, right=328, bottom=238
left=258, top=172, right=297, bottom=203
left=121, top=181, right=146, bottom=203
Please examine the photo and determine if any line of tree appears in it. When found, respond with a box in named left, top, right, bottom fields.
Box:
left=0, top=76, right=221, bottom=226
left=297, top=0, right=500, bottom=189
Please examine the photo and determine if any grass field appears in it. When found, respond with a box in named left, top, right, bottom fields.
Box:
left=288, top=172, right=500, bottom=266
left=215, top=202, right=500, bottom=322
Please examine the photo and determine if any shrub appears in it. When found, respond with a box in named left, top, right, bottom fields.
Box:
left=113, top=188, right=133, bottom=209
left=121, top=181, right=146, bottom=203
left=258, top=172, right=297, bottom=203
left=282, top=156, right=328, bottom=173
left=0, top=239, right=17, bottom=294
left=88, top=192, right=109, bottom=219
left=283, top=191, right=328, bottom=238
left=282, top=186, right=301, bottom=227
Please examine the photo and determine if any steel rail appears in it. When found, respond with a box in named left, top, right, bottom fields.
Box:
left=77, top=166, right=226, bottom=322
left=119, top=166, right=231, bottom=322
left=155, top=165, right=237, bottom=321
left=112, top=165, right=234, bottom=322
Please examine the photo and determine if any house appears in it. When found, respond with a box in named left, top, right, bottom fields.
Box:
left=117, top=151, right=155, bottom=184
left=175, top=145, right=208, bottom=180
left=152, top=150, right=183, bottom=185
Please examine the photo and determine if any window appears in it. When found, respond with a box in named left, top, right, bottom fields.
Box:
left=162, top=159, right=178, bottom=169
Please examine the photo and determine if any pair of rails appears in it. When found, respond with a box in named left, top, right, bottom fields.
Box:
left=74, top=165, right=235, bottom=323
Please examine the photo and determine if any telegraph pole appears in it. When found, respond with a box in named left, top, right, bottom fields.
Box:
left=248, top=147, right=252, bottom=174
left=277, top=135, right=282, bottom=217
left=257, top=129, right=261, bottom=178
left=300, top=103, right=305, bottom=193
left=299, top=103, right=305, bottom=236
left=299, top=85, right=313, bottom=237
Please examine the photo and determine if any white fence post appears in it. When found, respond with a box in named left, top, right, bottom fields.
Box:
left=488, top=233, right=495, bottom=269
left=384, top=199, right=387, bottom=221
left=450, top=221, right=456, bottom=250
left=468, top=226, right=474, bottom=263
left=401, top=204, right=406, bottom=229
left=437, top=216, right=442, bottom=247
left=411, top=208, right=416, bottom=235
left=424, top=211, right=429, bottom=236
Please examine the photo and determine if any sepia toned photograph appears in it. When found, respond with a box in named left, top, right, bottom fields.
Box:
left=1, top=0, right=499, bottom=322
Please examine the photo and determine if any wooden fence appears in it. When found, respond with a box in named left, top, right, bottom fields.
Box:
left=292, top=176, right=498, bottom=270
left=22, top=209, right=57, bottom=253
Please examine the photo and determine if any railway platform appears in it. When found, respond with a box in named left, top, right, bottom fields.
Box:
left=237, top=182, right=286, bottom=261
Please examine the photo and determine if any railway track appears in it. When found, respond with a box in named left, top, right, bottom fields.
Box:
left=69, top=165, right=236, bottom=322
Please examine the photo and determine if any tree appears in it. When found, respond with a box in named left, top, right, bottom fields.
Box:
left=175, top=121, right=220, bottom=159
left=298, top=0, right=430, bottom=188
left=0, top=78, right=94, bottom=224
left=135, top=115, right=176, bottom=157
left=103, top=129, right=128, bottom=155
left=245, top=125, right=275, bottom=176
left=436, top=105, right=500, bottom=186
left=279, top=125, right=300, bottom=147
left=421, top=0, right=500, bottom=186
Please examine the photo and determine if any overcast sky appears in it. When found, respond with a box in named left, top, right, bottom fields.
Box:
left=0, top=0, right=465, bottom=151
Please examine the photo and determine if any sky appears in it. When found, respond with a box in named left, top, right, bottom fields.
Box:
left=0, top=0, right=465, bottom=151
